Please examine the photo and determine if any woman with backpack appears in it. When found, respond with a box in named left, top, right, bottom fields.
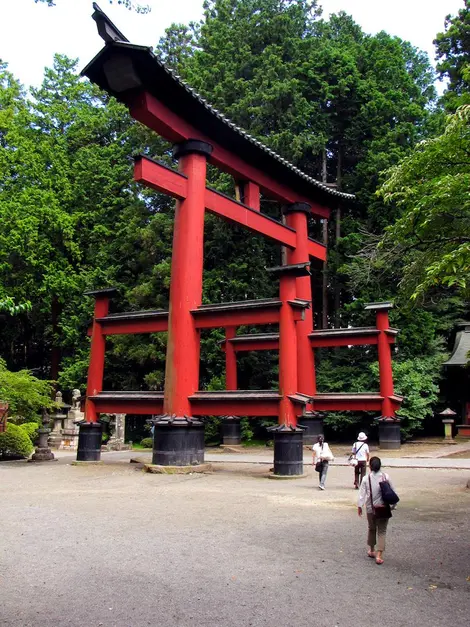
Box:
left=357, top=456, right=398, bottom=565
left=312, top=435, right=334, bottom=490
left=350, top=432, right=369, bottom=489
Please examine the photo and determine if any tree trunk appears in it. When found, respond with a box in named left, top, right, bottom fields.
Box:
left=50, top=297, right=62, bottom=390
left=321, top=148, right=328, bottom=329
left=334, top=146, right=342, bottom=328
left=281, top=213, right=287, bottom=266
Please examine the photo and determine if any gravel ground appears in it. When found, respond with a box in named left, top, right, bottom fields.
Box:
left=1, top=460, right=469, bottom=627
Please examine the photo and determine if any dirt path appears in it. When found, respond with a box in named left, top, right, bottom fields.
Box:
left=1, top=460, right=469, bottom=627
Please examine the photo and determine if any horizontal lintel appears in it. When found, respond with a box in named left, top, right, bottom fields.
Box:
left=312, top=394, right=384, bottom=412
left=129, top=93, right=330, bottom=219
left=134, top=156, right=187, bottom=199
left=135, top=156, right=327, bottom=261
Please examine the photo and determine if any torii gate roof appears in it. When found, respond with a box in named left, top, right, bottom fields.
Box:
left=81, top=8, right=354, bottom=210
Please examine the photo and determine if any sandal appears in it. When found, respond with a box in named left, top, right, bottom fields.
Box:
left=376, top=557, right=384, bottom=565
left=367, top=550, right=376, bottom=558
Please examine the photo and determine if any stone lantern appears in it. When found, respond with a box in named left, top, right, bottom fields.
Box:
left=30, top=408, right=56, bottom=462
left=439, top=408, right=456, bottom=442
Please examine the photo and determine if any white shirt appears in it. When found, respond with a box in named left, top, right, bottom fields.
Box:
left=358, top=471, right=394, bottom=514
left=352, top=441, right=369, bottom=461
left=312, top=442, right=334, bottom=463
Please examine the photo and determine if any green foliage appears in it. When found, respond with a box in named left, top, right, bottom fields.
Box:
left=0, top=422, right=34, bottom=458
left=0, top=2, right=460, bottom=442
left=378, top=106, right=470, bottom=300
left=372, top=354, right=442, bottom=439
left=34, top=0, right=151, bottom=13
left=0, top=358, right=54, bottom=420
left=435, top=1, right=470, bottom=111
left=240, top=417, right=253, bottom=442
left=0, top=296, right=31, bottom=315
left=19, top=421, right=40, bottom=443
left=140, top=437, right=153, bottom=448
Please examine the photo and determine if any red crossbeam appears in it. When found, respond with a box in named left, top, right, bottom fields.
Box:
left=189, top=391, right=282, bottom=416
left=231, top=339, right=280, bottom=352
left=191, top=303, right=305, bottom=329
left=130, top=93, right=330, bottom=219
left=89, top=392, right=164, bottom=415
left=135, top=156, right=326, bottom=261
left=95, top=313, right=168, bottom=335
left=313, top=394, right=384, bottom=412
left=89, top=301, right=307, bottom=337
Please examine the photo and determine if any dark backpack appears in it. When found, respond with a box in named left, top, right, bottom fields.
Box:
left=379, top=474, right=400, bottom=505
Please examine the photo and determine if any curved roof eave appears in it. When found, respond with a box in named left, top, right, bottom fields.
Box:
left=82, top=41, right=355, bottom=208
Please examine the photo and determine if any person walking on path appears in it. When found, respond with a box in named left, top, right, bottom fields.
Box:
left=358, top=456, right=395, bottom=565
left=351, top=432, right=369, bottom=489
left=312, top=435, right=334, bottom=490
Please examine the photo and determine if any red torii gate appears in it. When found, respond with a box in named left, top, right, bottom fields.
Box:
left=77, top=5, right=402, bottom=473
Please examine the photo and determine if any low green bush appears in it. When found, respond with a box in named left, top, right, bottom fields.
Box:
left=140, top=437, right=153, bottom=449
left=0, top=423, right=34, bottom=459
left=0, top=358, right=54, bottom=420
left=19, top=422, right=39, bottom=443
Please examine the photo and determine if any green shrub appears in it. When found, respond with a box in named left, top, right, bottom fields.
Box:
left=0, top=358, right=54, bottom=420
left=0, top=423, right=34, bottom=458
left=202, top=416, right=222, bottom=444
left=19, top=422, right=39, bottom=443
left=386, top=355, right=442, bottom=439
left=240, top=417, right=253, bottom=442
left=140, top=437, right=153, bottom=448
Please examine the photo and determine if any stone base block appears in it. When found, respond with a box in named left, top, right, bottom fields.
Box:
left=144, top=463, right=212, bottom=475
left=48, top=434, right=63, bottom=449
left=104, top=442, right=132, bottom=452
left=220, top=445, right=243, bottom=453
left=71, top=460, right=103, bottom=466
left=29, top=448, right=56, bottom=462
left=130, top=456, right=151, bottom=464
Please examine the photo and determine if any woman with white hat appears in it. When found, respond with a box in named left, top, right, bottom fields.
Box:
left=351, top=432, right=369, bottom=489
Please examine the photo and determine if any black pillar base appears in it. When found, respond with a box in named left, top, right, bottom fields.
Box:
left=222, top=416, right=241, bottom=445
left=76, top=421, right=103, bottom=462
left=268, top=424, right=305, bottom=476
left=152, top=416, right=204, bottom=466
left=299, top=412, right=324, bottom=445
left=378, top=417, right=401, bottom=450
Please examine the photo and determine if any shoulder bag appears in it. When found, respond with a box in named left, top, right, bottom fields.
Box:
left=379, top=473, right=400, bottom=505
left=369, top=475, right=392, bottom=519
left=348, top=442, right=365, bottom=467
left=315, top=443, right=324, bottom=473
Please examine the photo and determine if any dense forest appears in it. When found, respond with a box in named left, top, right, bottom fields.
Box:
left=1, top=0, right=469, bottom=441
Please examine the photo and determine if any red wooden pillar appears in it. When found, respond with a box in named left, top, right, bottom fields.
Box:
left=268, top=264, right=314, bottom=427
left=284, top=203, right=316, bottom=397
left=225, top=326, right=237, bottom=390
left=367, top=302, right=395, bottom=417
left=279, top=272, right=298, bottom=426
left=240, top=181, right=260, bottom=211
left=84, top=288, right=117, bottom=422
left=163, top=140, right=213, bottom=417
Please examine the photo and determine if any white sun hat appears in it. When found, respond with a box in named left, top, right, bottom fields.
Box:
left=357, top=432, right=368, bottom=441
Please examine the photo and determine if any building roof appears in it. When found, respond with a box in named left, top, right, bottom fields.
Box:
left=82, top=4, right=355, bottom=208
left=443, top=323, right=470, bottom=367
